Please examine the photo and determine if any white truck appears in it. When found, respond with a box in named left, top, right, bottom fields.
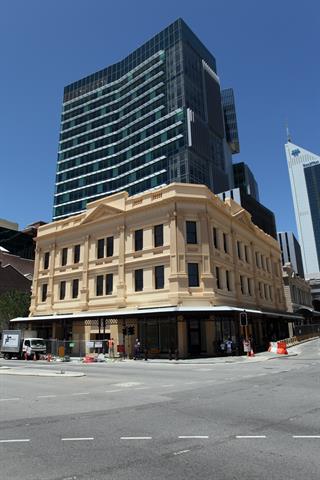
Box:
left=1, top=330, right=46, bottom=360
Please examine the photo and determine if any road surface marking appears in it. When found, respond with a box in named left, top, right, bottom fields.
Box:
left=37, top=395, right=57, bottom=399
left=174, top=449, right=190, bottom=456
left=292, top=435, right=320, bottom=438
left=0, top=439, right=30, bottom=443
left=178, top=435, right=209, bottom=439
left=71, top=392, right=90, bottom=396
left=161, top=384, right=174, bottom=387
left=185, top=381, right=198, bottom=385
left=61, top=437, right=94, bottom=441
left=0, top=398, right=20, bottom=402
left=236, top=435, right=266, bottom=439
left=134, top=386, right=150, bottom=390
left=106, top=389, right=122, bottom=393
left=115, top=382, right=142, bottom=387
left=120, top=436, right=152, bottom=440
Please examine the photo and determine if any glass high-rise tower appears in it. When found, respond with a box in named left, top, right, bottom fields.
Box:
left=53, top=18, right=239, bottom=220
left=285, top=141, right=320, bottom=279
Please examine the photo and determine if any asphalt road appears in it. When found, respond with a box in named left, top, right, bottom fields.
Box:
left=0, top=340, right=320, bottom=480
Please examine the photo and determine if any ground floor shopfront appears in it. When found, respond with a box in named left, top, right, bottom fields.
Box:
left=11, top=307, right=300, bottom=358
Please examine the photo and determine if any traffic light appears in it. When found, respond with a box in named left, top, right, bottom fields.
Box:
left=122, top=327, right=127, bottom=336
left=240, top=311, right=248, bottom=327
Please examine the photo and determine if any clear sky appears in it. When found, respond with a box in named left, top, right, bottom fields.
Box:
left=1, top=0, right=319, bottom=233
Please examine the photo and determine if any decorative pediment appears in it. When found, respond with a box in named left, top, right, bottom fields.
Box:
left=80, top=203, right=123, bottom=225
left=233, top=209, right=255, bottom=230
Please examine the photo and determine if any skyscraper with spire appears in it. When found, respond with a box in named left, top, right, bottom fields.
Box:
left=285, top=141, right=320, bottom=279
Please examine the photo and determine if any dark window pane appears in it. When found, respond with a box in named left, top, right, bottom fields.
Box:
left=226, top=270, right=231, bottom=291
left=155, top=265, right=164, bottom=289
left=72, top=279, right=79, bottom=298
left=135, top=269, right=143, bottom=291
left=97, top=239, right=105, bottom=259
left=154, top=224, right=163, bottom=247
left=106, top=273, right=113, bottom=295
left=96, top=275, right=104, bottom=296
left=216, top=266, right=221, bottom=289
left=60, top=281, right=66, bottom=300
left=134, top=229, right=143, bottom=251
left=213, top=227, right=218, bottom=248
left=186, top=221, right=197, bottom=244
left=41, top=284, right=48, bottom=302
left=106, top=236, right=114, bottom=257
left=223, top=233, right=228, bottom=253
left=188, top=263, right=199, bottom=287
left=74, top=244, right=80, bottom=263
left=44, top=252, right=50, bottom=270
left=61, top=248, right=68, bottom=266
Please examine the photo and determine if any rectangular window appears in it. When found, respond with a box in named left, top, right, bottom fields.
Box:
left=106, top=236, right=114, bottom=257
left=96, top=275, right=104, bottom=296
left=264, top=284, right=269, bottom=299
left=61, top=248, right=68, bottom=266
left=155, top=265, right=164, bottom=289
left=244, top=245, right=249, bottom=263
left=41, top=284, right=48, bottom=302
left=188, top=263, right=199, bottom=287
left=223, top=233, right=228, bottom=253
left=226, top=270, right=231, bottom=291
left=259, top=282, right=263, bottom=298
left=216, top=266, right=221, bottom=289
left=237, top=241, right=242, bottom=259
left=154, top=224, right=164, bottom=247
left=97, top=238, right=105, bottom=259
left=60, top=281, right=66, bottom=300
left=135, top=269, right=143, bottom=291
left=44, top=252, right=50, bottom=270
left=134, top=229, right=143, bottom=251
left=72, top=279, right=79, bottom=298
left=256, top=252, right=261, bottom=268
left=105, top=273, right=113, bottom=295
left=73, top=245, right=80, bottom=264
left=186, top=221, right=197, bottom=244
left=240, top=275, right=244, bottom=294
left=213, top=227, right=218, bottom=249
left=248, top=278, right=253, bottom=296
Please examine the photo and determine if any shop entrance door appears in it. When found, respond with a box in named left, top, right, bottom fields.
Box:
left=188, top=319, right=201, bottom=355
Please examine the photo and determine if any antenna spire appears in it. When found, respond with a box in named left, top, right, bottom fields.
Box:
left=286, top=121, right=291, bottom=142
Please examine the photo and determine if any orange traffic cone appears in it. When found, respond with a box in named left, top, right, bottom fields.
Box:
left=250, top=349, right=255, bottom=357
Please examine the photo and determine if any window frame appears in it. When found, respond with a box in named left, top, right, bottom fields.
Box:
left=44, top=252, right=50, bottom=270
left=72, top=278, right=79, bottom=298
left=188, top=263, right=199, bottom=287
left=186, top=221, right=197, bottom=245
left=41, top=283, right=48, bottom=302
left=97, top=238, right=105, bottom=259
left=105, top=273, right=113, bottom=295
left=154, top=224, right=164, bottom=248
left=61, top=247, right=68, bottom=266
left=73, top=244, right=80, bottom=264
left=106, top=236, right=114, bottom=257
left=134, top=269, right=144, bottom=291
left=134, top=229, right=143, bottom=251
left=60, top=280, right=66, bottom=300
left=96, top=275, right=104, bottom=296
left=155, top=265, right=165, bottom=289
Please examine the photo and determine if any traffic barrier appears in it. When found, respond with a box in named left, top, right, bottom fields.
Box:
left=268, top=341, right=288, bottom=354
left=268, top=342, right=278, bottom=353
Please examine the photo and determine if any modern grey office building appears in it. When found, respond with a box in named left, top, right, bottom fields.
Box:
left=53, top=18, right=239, bottom=220
left=285, top=142, right=320, bottom=279
left=277, top=231, right=304, bottom=278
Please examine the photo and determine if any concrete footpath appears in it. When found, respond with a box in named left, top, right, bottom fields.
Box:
left=0, top=365, right=85, bottom=377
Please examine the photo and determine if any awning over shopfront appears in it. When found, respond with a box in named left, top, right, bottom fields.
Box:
left=10, top=305, right=304, bottom=323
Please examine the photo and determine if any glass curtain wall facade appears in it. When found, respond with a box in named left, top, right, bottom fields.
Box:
left=285, top=142, right=320, bottom=279
left=53, top=18, right=238, bottom=220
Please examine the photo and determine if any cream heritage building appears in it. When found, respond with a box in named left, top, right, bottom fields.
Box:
left=13, top=183, right=291, bottom=357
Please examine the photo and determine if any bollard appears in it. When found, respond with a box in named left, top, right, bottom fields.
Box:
left=144, top=349, right=148, bottom=361
left=175, top=349, right=179, bottom=361
left=169, top=349, right=172, bottom=361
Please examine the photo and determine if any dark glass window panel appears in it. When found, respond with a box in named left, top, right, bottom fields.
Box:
left=135, top=269, right=143, bottom=291
left=60, top=281, right=66, bottom=300
left=74, top=244, right=80, bottom=263
left=106, top=273, right=113, bottom=295
left=97, top=238, right=105, bottom=259
left=154, top=224, right=164, bottom=247
left=134, top=229, right=143, bottom=251
left=72, top=279, right=79, bottom=298
left=216, top=266, right=221, bottom=289
left=213, top=227, right=218, bottom=248
left=188, top=263, right=199, bottom=287
left=223, top=233, right=228, bottom=253
left=186, top=221, right=197, bottom=244
left=96, top=275, right=104, bottom=296
left=61, top=248, right=68, bottom=266
left=41, top=284, right=48, bottom=302
left=44, top=252, right=50, bottom=270
left=226, top=270, right=231, bottom=291
left=106, top=236, right=114, bottom=257
left=155, top=265, right=164, bottom=289
left=237, top=241, right=241, bottom=259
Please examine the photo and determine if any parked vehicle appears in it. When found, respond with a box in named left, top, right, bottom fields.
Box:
left=0, top=330, right=46, bottom=360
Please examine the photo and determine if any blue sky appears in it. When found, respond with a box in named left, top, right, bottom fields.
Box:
left=0, top=0, right=319, bottom=233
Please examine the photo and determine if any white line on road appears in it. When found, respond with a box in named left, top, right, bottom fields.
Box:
left=236, top=435, right=266, bottom=439
left=71, top=392, right=90, bottom=396
left=106, top=389, right=122, bottom=393
left=161, top=384, right=174, bottom=387
left=37, top=395, right=57, bottom=399
left=292, top=435, right=320, bottom=438
left=120, top=436, right=152, bottom=440
left=0, top=398, right=20, bottom=402
left=174, top=449, right=190, bottom=455
left=0, top=439, right=30, bottom=443
left=134, top=386, right=150, bottom=390
left=61, top=437, right=94, bottom=441
left=178, top=435, right=209, bottom=439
